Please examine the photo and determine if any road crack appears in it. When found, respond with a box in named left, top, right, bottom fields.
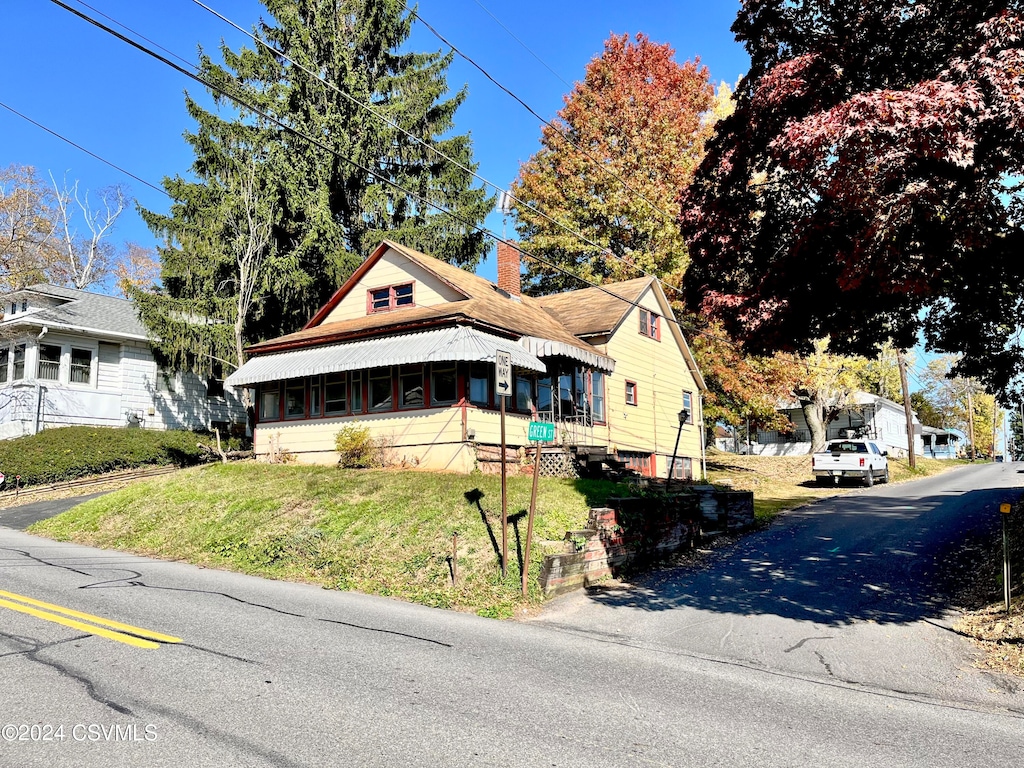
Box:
left=0, top=630, right=134, bottom=715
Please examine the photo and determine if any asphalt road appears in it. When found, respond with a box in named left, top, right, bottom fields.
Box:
left=1, top=464, right=1022, bottom=767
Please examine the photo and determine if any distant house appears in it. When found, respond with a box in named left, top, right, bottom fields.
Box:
left=226, top=240, right=707, bottom=477
left=754, top=391, right=924, bottom=457
left=921, top=426, right=963, bottom=459
left=0, top=284, right=246, bottom=439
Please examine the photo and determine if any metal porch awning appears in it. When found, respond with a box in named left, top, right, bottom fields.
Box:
left=517, top=336, right=615, bottom=373
left=226, top=325, right=547, bottom=387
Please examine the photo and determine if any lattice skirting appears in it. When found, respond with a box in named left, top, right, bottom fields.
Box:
left=538, top=449, right=579, bottom=478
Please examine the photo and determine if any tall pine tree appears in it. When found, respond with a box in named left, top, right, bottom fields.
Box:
left=135, top=0, right=492, bottom=383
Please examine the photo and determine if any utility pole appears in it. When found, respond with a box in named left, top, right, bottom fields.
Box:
left=897, top=349, right=916, bottom=469
left=967, top=387, right=977, bottom=461
left=993, top=401, right=1000, bottom=462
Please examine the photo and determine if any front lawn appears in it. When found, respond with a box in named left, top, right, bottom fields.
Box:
left=30, top=464, right=626, bottom=618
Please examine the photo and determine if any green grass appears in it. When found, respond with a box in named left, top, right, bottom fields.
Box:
left=30, top=464, right=627, bottom=618
left=26, top=450, right=968, bottom=618
left=0, top=426, right=234, bottom=486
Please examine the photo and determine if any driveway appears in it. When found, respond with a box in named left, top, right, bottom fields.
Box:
left=530, top=461, right=1024, bottom=709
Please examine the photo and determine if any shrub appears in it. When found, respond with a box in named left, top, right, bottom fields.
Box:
left=0, top=426, right=217, bottom=487
left=334, top=425, right=390, bottom=468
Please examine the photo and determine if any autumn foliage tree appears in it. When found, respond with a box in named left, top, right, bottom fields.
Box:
left=511, top=33, right=715, bottom=294
left=683, top=1, right=1024, bottom=400
left=1, top=164, right=129, bottom=292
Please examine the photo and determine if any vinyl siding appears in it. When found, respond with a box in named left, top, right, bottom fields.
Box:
left=97, top=342, right=120, bottom=391
left=599, top=287, right=702, bottom=476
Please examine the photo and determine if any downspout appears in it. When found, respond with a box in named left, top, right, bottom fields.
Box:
left=699, top=391, right=707, bottom=480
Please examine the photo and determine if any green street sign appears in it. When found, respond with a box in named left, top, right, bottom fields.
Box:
left=528, top=421, right=556, bottom=442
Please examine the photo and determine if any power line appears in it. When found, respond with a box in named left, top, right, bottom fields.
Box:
left=189, top=0, right=639, bottom=283
left=468, top=0, right=573, bottom=90
left=0, top=100, right=170, bottom=199
left=48, top=0, right=730, bottom=352
left=408, top=6, right=679, bottom=226
left=45, top=0, right=939, bottom=388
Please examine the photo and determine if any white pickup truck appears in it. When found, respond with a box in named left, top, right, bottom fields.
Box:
left=812, top=439, right=889, bottom=487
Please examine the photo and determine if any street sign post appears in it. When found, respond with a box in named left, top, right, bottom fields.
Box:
left=522, top=424, right=553, bottom=596
left=495, top=351, right=512, bottom=579
left=1001, top=502, right=1013, bottom=614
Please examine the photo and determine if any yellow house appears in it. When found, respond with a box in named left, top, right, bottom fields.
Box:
left=226, top=240, right=707, bottom=478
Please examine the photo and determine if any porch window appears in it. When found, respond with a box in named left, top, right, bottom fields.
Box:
left=558, top=373, right=574, bottom=418
left=592, top=371, right=606, bottom=423
left=399, top=365, right=424, bottom=409
left=430, top=364, right=457, bottom=405
left=70, top=348, right=92, bottom=385
left=260, top=384, right=281, bottom=421
left=0, top=347, right=8, bottom=384
left=368, top=282, right=414, bottom=313
left=515, top=375, right=533, bottom=413
left=625, top=380, right=637, bottom=406
left=13, top=345, right=25, bottom=380
left=350, top=371, right=363, bottom=413
left=536, top=376, right=552, bottom=418
left=325, top=373, right=347, bottom=415
left=39, top=344, right=61, bottom=381
left=369, top=367, right=393, bottom=411
left=310, top=376, right=322, bottom=417
left=639, top=309, right=660, bottom=340
left=468, top=362, right=489, bottom=407
left=285, top=380, right=306, bottom=419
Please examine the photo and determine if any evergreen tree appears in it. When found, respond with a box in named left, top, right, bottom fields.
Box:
left=135, top=0, right=492, bottom=379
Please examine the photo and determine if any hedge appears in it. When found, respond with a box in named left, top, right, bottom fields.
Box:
left=0, top=426, right=217, bottom=487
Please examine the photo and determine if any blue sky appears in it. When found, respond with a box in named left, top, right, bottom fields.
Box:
left=4, top=1, right=944, bottom=393
left=4, top=0, right=748, bottom=270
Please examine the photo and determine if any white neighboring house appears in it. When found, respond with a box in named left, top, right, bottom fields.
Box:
left=0, top=284, right=247, bottom=440
left=754, top=391, right=925, bottom=457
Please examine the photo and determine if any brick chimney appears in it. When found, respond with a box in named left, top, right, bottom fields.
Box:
left=496, top=240, right=522, bottom=297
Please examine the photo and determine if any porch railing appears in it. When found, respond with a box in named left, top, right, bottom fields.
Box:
left=756, top=424, right=876, bottom=445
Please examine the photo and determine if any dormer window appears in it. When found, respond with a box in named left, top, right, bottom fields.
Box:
left=368, top=282, right=414, bottom=313
left=639, top=308, right=660, bottom=340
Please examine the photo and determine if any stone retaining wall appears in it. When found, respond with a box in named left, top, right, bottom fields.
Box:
left=539, top=488, right=755, bottom=598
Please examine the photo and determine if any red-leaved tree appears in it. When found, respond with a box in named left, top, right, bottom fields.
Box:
left=682, top=1, right=1024, bottom=399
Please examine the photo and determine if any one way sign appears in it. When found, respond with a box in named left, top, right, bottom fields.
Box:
left=495, top=351, right=512, bottom=398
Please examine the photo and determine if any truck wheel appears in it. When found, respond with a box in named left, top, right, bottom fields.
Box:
left=882, top=467, right=890, bottom=484
left=864, top=470, right=874, bottom=488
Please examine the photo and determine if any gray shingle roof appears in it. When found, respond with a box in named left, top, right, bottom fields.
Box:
left=1, top=284, right=149, bottom=339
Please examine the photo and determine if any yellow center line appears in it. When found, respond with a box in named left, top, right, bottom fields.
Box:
left=0, top=588, right=181, bottom=648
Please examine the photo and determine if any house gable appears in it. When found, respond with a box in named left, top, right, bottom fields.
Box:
left=606, top=282, right=706, bottom=393
left=305, top=242, right=471, bottom=329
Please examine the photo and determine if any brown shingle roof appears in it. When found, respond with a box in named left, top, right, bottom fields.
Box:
left=248, top=241, right=613, bottom=358
left=533, top=276, right=654, bottom=337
